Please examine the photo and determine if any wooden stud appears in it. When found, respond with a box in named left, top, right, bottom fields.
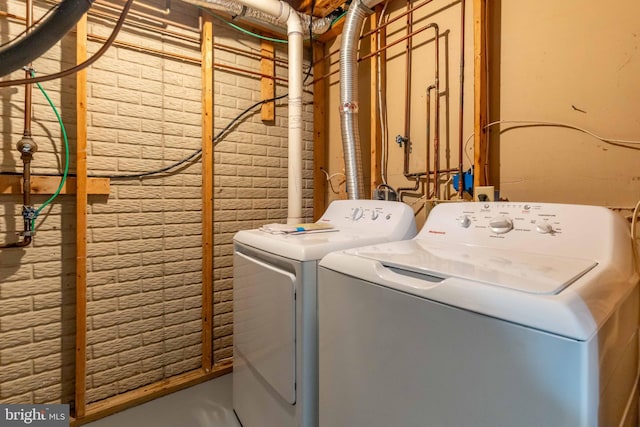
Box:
left=260, top=41, right=276, bottom=122
left=312, top=42, right=327, bottom=220
left=72, top=363, right=232, bottom=426
left=75, top=13, right=88, bottom=420
left=0, top=176, right=109, bottom=195
left=370, top=6, right=384, bottom=194
left=473, top=0, right=488, bottom=187
left=201, top=12, right=214, bottom=373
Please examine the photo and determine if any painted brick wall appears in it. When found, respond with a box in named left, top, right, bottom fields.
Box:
left=211, top=25, right=315, bottom=361
left=1, top=0, right=314, bottom=406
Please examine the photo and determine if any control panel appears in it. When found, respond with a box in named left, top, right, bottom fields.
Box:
left=449, top=202, right=564, bottom=236
left=418, top=201, right=625, bottom=260
left=318, top=200, right=416, bottom=231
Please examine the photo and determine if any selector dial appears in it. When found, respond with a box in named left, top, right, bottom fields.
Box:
left=489, top=215, right=513, bottom=234
left=351, top=207, right=364, bottom=221
left=536, top=222, right=554, bottom=234
left=459, top=215, right=471, bottom=228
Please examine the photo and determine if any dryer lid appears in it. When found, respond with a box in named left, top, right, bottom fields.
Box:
left=350, top=240, right=598, bottom=295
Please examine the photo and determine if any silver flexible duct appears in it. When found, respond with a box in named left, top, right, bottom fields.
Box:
left=180, top=0, right=331, bottom=34
left=339, top=0, right=383, bottom=199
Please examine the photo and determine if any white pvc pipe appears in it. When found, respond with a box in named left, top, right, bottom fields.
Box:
left=286, top=11, right=303, bottom=224
left=234, top=0, right=303, bottom=224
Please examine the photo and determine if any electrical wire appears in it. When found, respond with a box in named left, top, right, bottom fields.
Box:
left=222, top=19, right=288, bottom=44
left=31, top=71, right=69, bottom=231
left=0, top=0, right=134, bottom=88
left=320, top=167, right=345, bottom=194
left=632, top=198, right=640, bottom=274
left=0, top=2, right=60, bottom=49
left=329, top=11, right=347, bottom=28
left=376, top=1, right=389, bottom=185
left=95, top=92, right=289, bottom=179
left=462, top=119, right=640, bottom=168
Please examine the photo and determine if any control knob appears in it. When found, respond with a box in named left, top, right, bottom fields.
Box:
left=489, top=215, right=513, bottom=234
left=351, top=207, right=364, bottom=221
left=459, top=215, right=471, bottom=228
left=536, top=222, right=554, bottom=234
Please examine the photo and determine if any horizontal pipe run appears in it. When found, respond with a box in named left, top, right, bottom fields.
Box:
left=87, top=33, right=288, bottom=81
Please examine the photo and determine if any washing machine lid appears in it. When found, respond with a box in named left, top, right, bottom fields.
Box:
left=349, top=240, right=598, bottom=295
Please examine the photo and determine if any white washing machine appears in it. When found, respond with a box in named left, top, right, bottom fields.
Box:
left=232, top=200, right=417, bottom=427
left=318, top=202, right=639, bottom=427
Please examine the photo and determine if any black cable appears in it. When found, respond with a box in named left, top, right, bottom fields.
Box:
left=92, top=92, right=289, bottom=179
left=0, top=2, right=60, bottom=49
left=0, top=0, right=133, bottom=86
left=302, top=0, right=316, bottom=85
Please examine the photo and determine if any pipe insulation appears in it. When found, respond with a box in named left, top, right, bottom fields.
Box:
left=180, top=0, right=332, bottom=34
left=0, top=0, right=95, bottom=77
left=339, top=0, right=384, bottom=199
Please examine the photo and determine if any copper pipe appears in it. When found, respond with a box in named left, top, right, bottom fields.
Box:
left=360, top=21, right=439, bottom=62
left=403, top=0, right=413, bottom=150
left=362, top=0, right=436, bottom=39
left=88, top=33, right=288, bottom=82
left=133, top=0, right=171, bottom=15
left=89, top=7, right=199, bottom=43
left=1, top=0, right=34, bottom=248
left=426, top=84, right=435, bottom=199
left=94, top=0, right=198, bottom=33
left=397, top=24, right=440, bottom=197
left=457, top=0, right=466, bottom=197
left=429, top=24, right=441, bottom=200
left=0, top=0, right=133, bottom=88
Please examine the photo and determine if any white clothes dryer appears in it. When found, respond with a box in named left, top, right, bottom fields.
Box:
left=318, top=202, right=639, bottom=427
left=232, top=200, right=417, bottom=427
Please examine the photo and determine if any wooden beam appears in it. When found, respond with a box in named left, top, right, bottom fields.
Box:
left=0, top=176, right=109, bottom=195
left=312, top=42, right=327, bottom=220
left=260, top=41, right=275, bottom=122
left=317, top=19, right=344, bottom=43
left=473, top=0, right=488, bottom=187
left=72, top=363, right=232, bottom=426
left=75, top=13, right=88, bottom=420
left=201, top=11, right=214, bottom=373
left=370, top=6, right=384, bottom=194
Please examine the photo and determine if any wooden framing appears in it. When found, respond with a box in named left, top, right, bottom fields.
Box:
left=201, top=12, right=214, bottom=373
left=71, top=363, right=232, bottom=426
left=473, top=0, right=487, bottom=187
left=0, top=175, right=109, bottom=195
left=260, top=40, right=276, bottom=122
left=370, top=6, right=384, bottom=193
left=75, top=13, right=88, bottom=420
left=312, top=42, right=327, bottom=220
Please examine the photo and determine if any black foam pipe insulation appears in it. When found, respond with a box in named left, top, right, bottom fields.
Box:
left=0, top=0, right=95, bottom=77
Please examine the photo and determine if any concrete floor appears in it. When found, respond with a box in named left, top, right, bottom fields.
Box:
left=85, top=374, right=241, bottom=427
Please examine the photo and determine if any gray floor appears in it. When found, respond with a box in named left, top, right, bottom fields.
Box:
left=85, top=374, right=241, bottom=427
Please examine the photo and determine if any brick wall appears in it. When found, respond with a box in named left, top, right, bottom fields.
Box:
left=0, top=0, right=314, bottom=406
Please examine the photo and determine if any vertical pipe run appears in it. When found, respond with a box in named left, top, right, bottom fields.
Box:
left=339, top=0, right=373, bottom=199
left=286, top=11, right=303, bottom=224
left=1, top=0, right=35, bottom=249
left=403, top=0, right=413, bottom=145
left=457, top=0, right=466, bottom=197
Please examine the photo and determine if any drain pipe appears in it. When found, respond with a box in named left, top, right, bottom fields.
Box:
left=339, top=0, right=384, bottom=199
left=1, top=0, right=38, bottom=249
left=231, top=0, right=303, bottom=224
